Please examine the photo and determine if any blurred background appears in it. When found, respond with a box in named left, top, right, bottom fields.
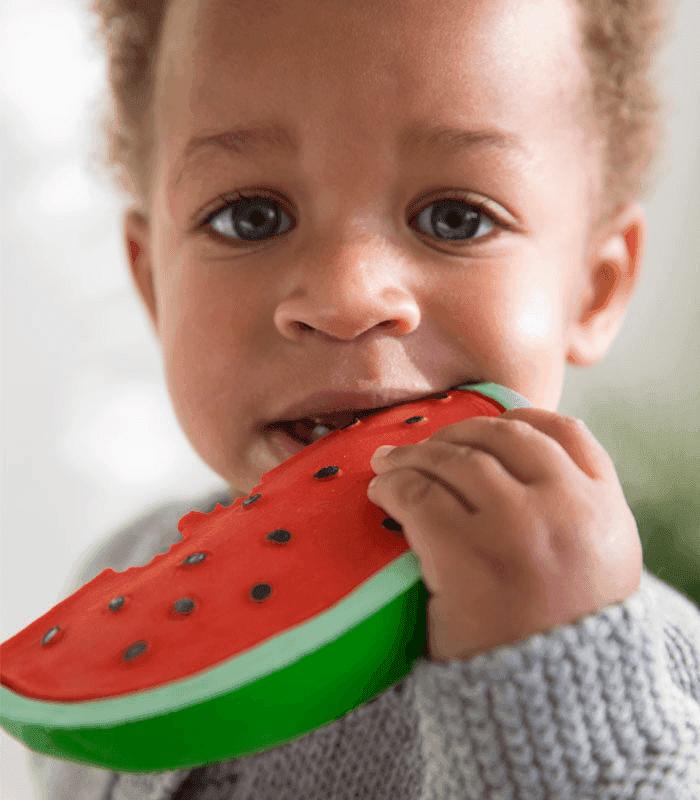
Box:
left=1, top=0, right=698, bottom=796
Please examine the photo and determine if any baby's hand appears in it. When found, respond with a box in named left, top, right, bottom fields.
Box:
left=367, top=408, right=643, bottom=662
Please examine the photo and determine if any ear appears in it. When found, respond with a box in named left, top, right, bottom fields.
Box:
left=566, top=201, right=646, bottom=367
left=124, top=209, right=159, bottom=334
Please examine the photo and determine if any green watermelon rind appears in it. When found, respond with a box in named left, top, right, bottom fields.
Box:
left=1, top=550, right=424, bottom=727
left=0, top=382, right=530, bottom=772
left=0, top=552, right=428, bottom=771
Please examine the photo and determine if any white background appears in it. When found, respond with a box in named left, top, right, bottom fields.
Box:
left=2, top=0, right=699, bottom=796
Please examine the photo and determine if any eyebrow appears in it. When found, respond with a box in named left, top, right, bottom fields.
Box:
left=174, top=119, right=526, bottom=187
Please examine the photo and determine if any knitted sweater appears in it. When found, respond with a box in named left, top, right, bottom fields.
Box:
left=26, top=487, right=700, bottom=800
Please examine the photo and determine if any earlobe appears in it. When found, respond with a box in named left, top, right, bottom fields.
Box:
left=566, top=202, right=646, bottom=367
left=124, top=210, right=158, bottom=334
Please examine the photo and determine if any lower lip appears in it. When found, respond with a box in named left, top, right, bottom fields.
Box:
left=265, top=425, right=308, bottom=460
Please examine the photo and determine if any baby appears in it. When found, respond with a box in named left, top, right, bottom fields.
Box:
left=28, top=0, right=699, bottom=798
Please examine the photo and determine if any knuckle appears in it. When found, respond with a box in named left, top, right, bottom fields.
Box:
left=426, top=441, right=463, bottom=467
left=560, top=414, right=585, bottom=431
left=498, top=416, right=533, bottom=436
left=426, top=442, right=494, bottom=473
left=458, top=446, right=492, bottom=468
left=395, top=470, right=434, bottom=505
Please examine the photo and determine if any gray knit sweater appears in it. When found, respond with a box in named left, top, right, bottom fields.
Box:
left=26, top=487, right=700, bottom=800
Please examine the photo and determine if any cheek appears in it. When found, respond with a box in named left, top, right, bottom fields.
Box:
left=511, top=285, right=563, bottom=343
left=444, top=265, right=568, bottom=405
left=157, top=268, right=240, bottom=411
left=453, top=266, right=565, bottom=354
left=501, top=279, right=569, bottom=407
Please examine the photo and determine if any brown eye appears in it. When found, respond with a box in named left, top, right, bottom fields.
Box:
left=411, top=198, right=496, bottom=242
left=201, top=190, right=503, bottom=247
left=208, top=195, right=293, bottom=242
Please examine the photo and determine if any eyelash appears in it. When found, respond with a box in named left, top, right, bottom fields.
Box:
left=197, top=189, right=508, bottom=248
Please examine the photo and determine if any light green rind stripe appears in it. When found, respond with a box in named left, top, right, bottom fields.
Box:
left=454, top=381, right=532, bottom=410
left=0, top=551, right=423, bottom=728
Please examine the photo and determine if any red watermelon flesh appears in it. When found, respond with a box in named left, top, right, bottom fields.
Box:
left=0, top=382, right=530, bottom=771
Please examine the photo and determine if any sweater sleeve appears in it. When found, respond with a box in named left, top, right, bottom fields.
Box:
left=408, top=568, right=700, bottom=799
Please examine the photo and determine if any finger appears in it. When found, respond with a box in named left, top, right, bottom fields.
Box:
left=366, top=467, right=501, bottom=595
left=417, top=414, right=576, bottom=484
left=499, top=408, right=615, bottom=481
left=370, top=439, right=522, bottom=511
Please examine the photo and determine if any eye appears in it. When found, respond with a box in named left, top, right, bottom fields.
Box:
left=409, top=197, right=496, bottom=243
left=201, top=191, right=502, bottom=246
left=206, top=192, right=294, bottom=242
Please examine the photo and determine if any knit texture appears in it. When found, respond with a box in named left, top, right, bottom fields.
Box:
left=26, top=488, right=700, bottom=800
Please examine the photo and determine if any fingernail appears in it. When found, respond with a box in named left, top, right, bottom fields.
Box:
left=373, top=445, right=396, bottom=459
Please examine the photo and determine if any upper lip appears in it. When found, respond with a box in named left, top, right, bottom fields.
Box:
left=265, top=383, right=475, bottom=425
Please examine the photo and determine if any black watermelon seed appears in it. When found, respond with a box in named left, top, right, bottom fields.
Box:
left=123, top=640, right=147, bottom=661
left=182, top=551, right=207, bottom=565
left=431, top=392, right=450, bottom=400
left=250, top=583, right=272, bottom=601
left=382, top=517, right=404, bottom=533
left=243, top=493, right=262, bottom=507
left=266, top=528, right=291, bottom=543
left=339, top=416, right=361, bottom=430
left=41, top=626, right=60, bottom=646
left=173, top=597, right=195, bottom=615
left=108, top=596, right=125, bottom=612
left=404, top=415, right=425, bottom=424
left=313, top=465, right=340, bottom=479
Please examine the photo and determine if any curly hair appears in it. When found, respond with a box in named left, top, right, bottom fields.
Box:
left=86, top=0, right=670, bottom=226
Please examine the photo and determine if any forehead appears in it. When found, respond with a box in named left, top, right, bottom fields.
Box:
left=154, top=0, right=589, bottom=180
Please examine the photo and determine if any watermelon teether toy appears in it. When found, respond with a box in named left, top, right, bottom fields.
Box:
left=0, top=382, right=529, bottom=772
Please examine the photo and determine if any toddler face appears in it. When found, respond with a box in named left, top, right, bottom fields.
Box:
left=129, top=0, right=619, bottom=497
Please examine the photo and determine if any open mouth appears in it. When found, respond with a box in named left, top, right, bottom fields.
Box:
left=268, top=409, right=379, bottom=446
left=264, top=381, right=480, bottom=452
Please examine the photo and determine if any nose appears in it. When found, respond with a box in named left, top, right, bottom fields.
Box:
left=273, top=237, right=421, bottom=342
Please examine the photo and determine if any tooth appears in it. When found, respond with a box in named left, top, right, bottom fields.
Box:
left=309, top=423, right=332, bottom=442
